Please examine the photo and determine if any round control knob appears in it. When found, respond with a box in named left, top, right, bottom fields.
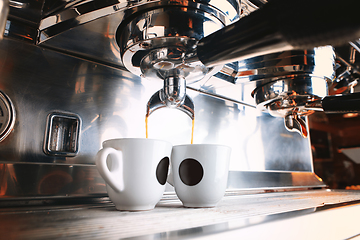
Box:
left=0, top=90, right=15, bottom=142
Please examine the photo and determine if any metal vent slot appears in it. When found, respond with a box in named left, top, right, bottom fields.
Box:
left=44, top=112, right=81, bottom=156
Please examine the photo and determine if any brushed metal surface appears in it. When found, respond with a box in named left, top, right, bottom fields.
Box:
left=0, top=38, right=314, bottom=168
left=1, top=190, right=360, bottom=239
left=0, top=0, right=8, bottom=40
left=0, top=163, right=107, bottom=198
left=0, top=89, right=15, bottom=142
left=0, top=163, right=326, bottom=199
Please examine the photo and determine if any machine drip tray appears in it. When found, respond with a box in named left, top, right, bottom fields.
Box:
left=1, top=190, right=360, bottom=239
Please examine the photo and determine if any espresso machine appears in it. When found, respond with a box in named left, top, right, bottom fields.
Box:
left=1, top=0, right=360, bottom=202
left=4, top=0, right=360, bottom=239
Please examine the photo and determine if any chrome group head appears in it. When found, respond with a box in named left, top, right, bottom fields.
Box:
left=116, top=3, right=238, bottom=119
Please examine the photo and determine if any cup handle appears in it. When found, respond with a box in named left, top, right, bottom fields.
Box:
left=95, top=147, right=124, bottom=193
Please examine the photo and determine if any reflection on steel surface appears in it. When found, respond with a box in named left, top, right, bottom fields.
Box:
left=0, top=0, right=332, bottom=198
left=117, top=6, right=225, bottom=119
left=0, top=38, right=323, bottom=199
left=37, top=0, right=239, bottom=47
left=38, top=0, right=239, bottom=35
left=0, top=164, right=325, bottom=199
left=2, top=190, right=360, bottom=239
left=227, top=171, right=325, bottom=190
left=4, top=0, right=250, bottom=107
left=0, top=38, right=315, bottom=169
left=0, top=0, right=8, bottom=40
left=117, top=7, right=224, bottom=80
left=246, top=47, right=335, bottom=137
left=0, top=163, right=106, bottom=198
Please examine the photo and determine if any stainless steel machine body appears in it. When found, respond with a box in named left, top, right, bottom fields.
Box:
left=0, top=37, right=323, bottom=199
left=0, top=0, right=338, bottom=200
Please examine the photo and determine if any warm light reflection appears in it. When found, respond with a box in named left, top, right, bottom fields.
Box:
left=90, top=115, right=100, bottom=123
left=346, top=185, right=360, bottom=190
left=75, top=63, right=88, bottom=94
left=315, top=175, right=323, bottom=182
left=0, top=164, right=7, bottom=196
left=343, top=113, right=359, bottom=118
left=237, top=70, right=256, bottom=77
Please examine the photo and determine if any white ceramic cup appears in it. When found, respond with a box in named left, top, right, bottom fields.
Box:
left=95, top=138, right=172, bottom=211
left=170, top=144, right=231, bottom=208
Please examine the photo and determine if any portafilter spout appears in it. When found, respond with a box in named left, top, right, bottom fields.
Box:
left=284, top=111, right=308, bottom=138
left=146, top=76, right=194, bottom=120
left=254, top=76, right=329, bottom=139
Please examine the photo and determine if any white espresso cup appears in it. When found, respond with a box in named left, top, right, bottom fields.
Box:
left=96, top=138, right=172, bottom=211
left=170, top=144, right=231, bottom=208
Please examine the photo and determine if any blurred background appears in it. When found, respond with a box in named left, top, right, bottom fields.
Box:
left=310, top=45, right=360, bottom=189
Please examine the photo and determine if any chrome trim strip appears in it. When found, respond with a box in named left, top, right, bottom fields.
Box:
left=38, top=0, right=239, bottom=43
